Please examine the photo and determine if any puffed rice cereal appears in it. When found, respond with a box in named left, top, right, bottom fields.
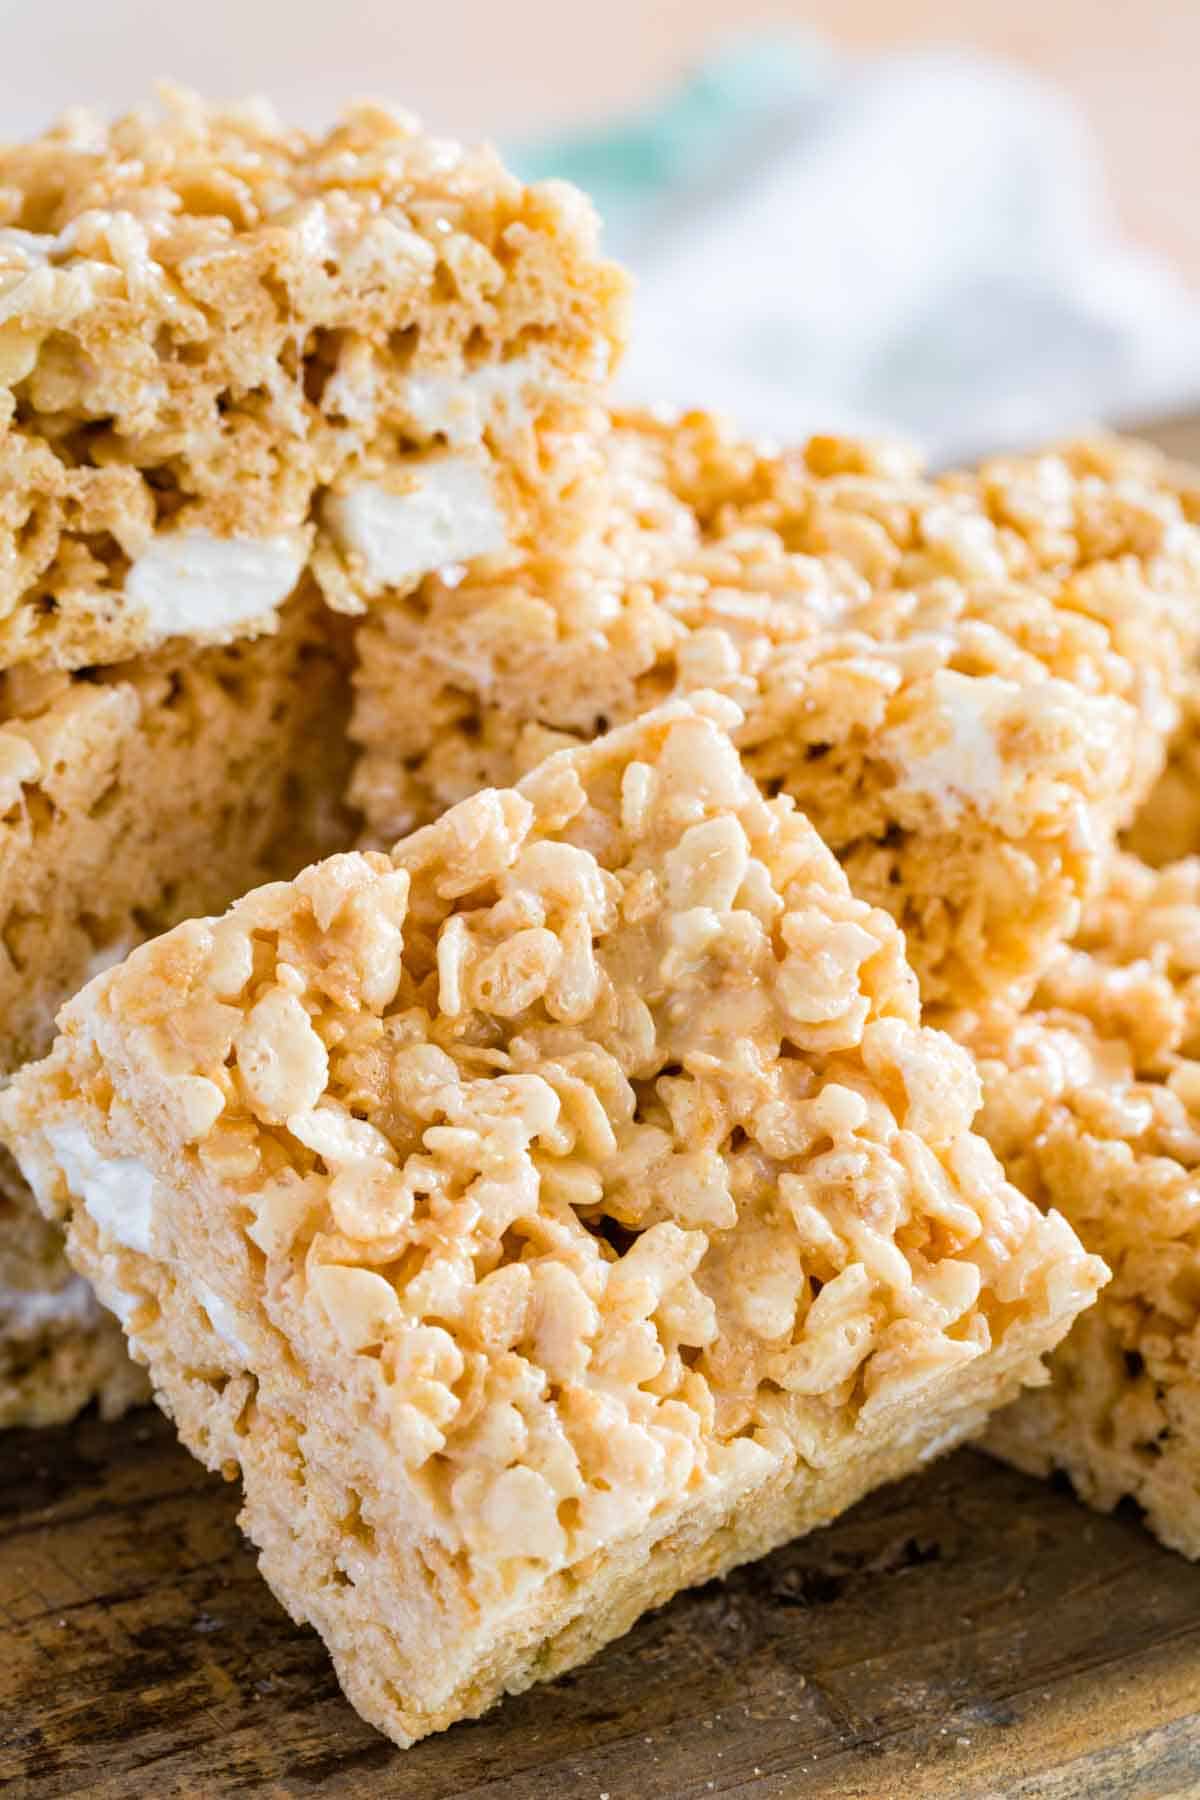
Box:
left=0, top=696, right=1104, bottom=1742
left=948, top=851, right=1200, bottom=1556
left=1125, top=676, right=1200, bottom=868
left=0, top=584, right=354, bottom=1427
left=0, top=87, right=626, bottom=669
left=351, top=411, right=1200, bottom=1007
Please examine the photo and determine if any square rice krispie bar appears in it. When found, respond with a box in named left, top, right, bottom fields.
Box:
left=1, top=697, right=1103, bottom=1741
left=950, top=852, right=1200, bottom=1556
left=351, top=412, right=1200, bottom=1007
left=0, top=586, right=354, bottom=1427
left=0, top=87, right=627, bottom=671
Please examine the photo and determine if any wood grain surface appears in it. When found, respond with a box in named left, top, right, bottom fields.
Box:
left=3, top=1410, right=1200, bottom=1798
left=3, top=413, right=1200, bottom=1800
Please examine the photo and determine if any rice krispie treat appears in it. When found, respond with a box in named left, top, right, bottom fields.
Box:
left=1, top=697, right=1103, bottom=1741
left=0, top=87, right=626, bottom=671
left=0, top=78, right=623, bottom=1423
left=1124, top=677, right=1200, bottom=868
left=951, top=852, right=1200, bottom=1556
left=351, top=412, right=1200, bottom=1007
left=0, top=587, right=354, bottom=1427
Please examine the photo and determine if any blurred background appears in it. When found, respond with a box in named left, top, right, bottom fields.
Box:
left=4, top=0, right=1198, bottom=455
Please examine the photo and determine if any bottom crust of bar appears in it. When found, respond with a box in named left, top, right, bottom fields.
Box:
left=206, top=1318, right=1061, bottom=1745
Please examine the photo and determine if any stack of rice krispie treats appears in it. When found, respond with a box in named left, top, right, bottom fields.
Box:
left=3, top=85, right=1200, bottom=1750
left=0, top=88, right=627, bottom=1425
left=0, top=601, right=352, bottom=1425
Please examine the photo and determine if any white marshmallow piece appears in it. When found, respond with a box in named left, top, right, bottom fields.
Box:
left=45, top=1121, right=158, bottom=1255
left=125, top=529, right=307, bottom=639
left=399, top=354, right=543, bottom=448
left=889, top=669, right=1013, bottom=819
left=197, top=1282, right=253, bottom=1360
left=0, top=1274, right=101, bottom=1338
left=324, top=456, right=508, bottom=591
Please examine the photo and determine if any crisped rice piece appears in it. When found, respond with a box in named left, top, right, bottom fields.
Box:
left=951, top=852, right=1200, bottom=1556
left=352, top=411, right=1200, bottom=1007
left=0, top=696, right=1103, bottom=1742
left=0, top=87, right=626, bottom=670
left=1125, top=676, right=1200, bottom=868
left=0, top=586, right=354, bottom=1428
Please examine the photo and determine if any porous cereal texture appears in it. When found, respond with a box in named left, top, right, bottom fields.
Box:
left=950, top=853, right=1200, bottom=1556
left=1124, top=677, right=1200, bottom=868
left=0, top=584, right=355, bottom=1427
left=0, top=87, right=627, bottom=669
left=351, top=412, right=1200, bottom=1007
left=1, top=698, right=1103, bottom=1741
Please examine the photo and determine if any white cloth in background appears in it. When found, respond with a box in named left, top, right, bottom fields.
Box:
left=517, top=41, right=1200, bottom=459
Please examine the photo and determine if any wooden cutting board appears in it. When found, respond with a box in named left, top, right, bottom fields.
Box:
left=4, top=1414, right=1200, bottom=1798
left=3, top=413, right=1200, bottom=1800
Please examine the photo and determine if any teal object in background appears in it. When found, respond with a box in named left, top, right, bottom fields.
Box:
left=506, top=37, right=1200, bottom=458
left=509, top=37, right=838, bottom=264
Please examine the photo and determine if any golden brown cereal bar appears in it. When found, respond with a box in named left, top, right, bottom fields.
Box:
left=0, top=88, right=626, bottom=670
left=1, top=697, right=1103, bottom=1739
left=0, top=586, right=354, bottom=1426
left=351, top=412, right=1200, bottom=1007
left=950, top=852, right=1200, bottom=1556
